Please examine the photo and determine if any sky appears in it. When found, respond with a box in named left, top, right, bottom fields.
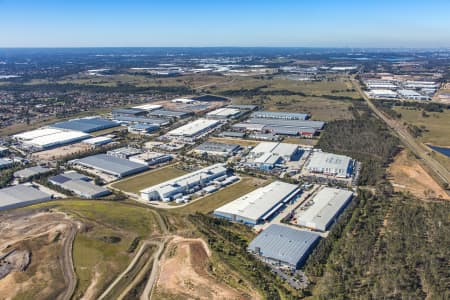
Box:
left=1, top=0, right=450, bottom=48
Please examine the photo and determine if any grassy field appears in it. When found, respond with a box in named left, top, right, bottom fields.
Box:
left=282, top=136, right=318, bottom=146
left=29, top=199, right=162, bottom=299
left=393, top=107, right=450, bottom=146
left=205, top=76, right=357, bottom=121
left=27, top=73, right=228, bottom=90
left=111, top=166, right=188, bottom=194
left=171, top=177, right=269, bottom=215
left=208, top=137, right=260, bottom=147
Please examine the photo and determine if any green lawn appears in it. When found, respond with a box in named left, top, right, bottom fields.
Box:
left=111, top=166, right=188, bottom=194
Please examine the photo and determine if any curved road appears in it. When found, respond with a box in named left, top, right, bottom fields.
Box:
left=139, top=237, right=169, bottom=300
left=97, top=209, right=170, bottom=300
left=353, top=78, right=449, bottom=186
left=57, top=223, right=78, bottom=300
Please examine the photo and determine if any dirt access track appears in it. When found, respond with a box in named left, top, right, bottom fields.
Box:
left=155, top=237, right=251, bottom=300
left=388, top=150, right=450, bottom=200
left=0, top=208, right=80, bottom=300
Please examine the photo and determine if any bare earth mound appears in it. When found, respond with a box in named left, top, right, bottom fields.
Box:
left=388, top=150, right=449, bottom=200
left=0, top=209, right=79, bottom=300
left=155, top=237, right=247, bottom=300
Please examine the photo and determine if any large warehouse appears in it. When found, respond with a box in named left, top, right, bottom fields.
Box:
left=214, top=181, right=300, bottom=225
left=60, top=179, right=111, bottom=199
left=13, top=127, right=91, bottom=150
left=148, top=109, right=192, bottom=119
left=246, top=142, right=302, bottom=170
left=113, top=115, right=169, bottom=126
left=140, top=164, right=228, bottom=201
left=295, top=187, right=353, bottom=231
left=248, top=224, right=320, bottom=269
left=233, top=117, right=324, bottom=137
left=250, top=111, right=309, bottom=120
left=50, top=117, right=118, bottom=133
left=71, top=154, right=148, bottom=178
left=0, top=185, right=52, bottom=211
left=194, top=141, right=241, bottom=157
left=14, top=166, right=53, bottom=180
left=129, top=152, right=172, bottom=166
left=166, top=118, right=221, bottom=140
left=206, top=107, right=241, bottom=119
left=305, top=151, right=354, bottom=178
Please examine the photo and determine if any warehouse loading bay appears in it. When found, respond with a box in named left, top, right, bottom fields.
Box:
left=252, top=184, right=355, bottom=238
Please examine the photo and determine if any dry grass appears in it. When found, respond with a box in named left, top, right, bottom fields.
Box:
left=393, top=107, right=450, bottom=147
left=171, top=177, right=269, bottom=215
left=111, top=166, right=188, bottom=194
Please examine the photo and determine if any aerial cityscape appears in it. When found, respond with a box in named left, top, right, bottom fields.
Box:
left=0, top=1, right=449, bottom=300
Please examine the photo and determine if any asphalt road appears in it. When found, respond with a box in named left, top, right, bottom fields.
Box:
left=353, top=78, right=450, bottom=187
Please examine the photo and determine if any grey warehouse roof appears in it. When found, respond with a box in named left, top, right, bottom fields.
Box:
left=113, top=116, right=169, bottom=126
left=49, top=171, right=90, bottom=185
left=248, top=224, right=320, bottom=267
left=227, top=104, right=258, bottom=111
left=148, top=109, right=192, bottom=118
left=14, top=166, right=53, bottom=178
left=0, top=185, right=52, bottom=210
left=251, top=111, right=309, bottom=120
left=61, top=179, right=110, bottom=198
left=113, top=108, right=146, bottom=115
left=72, top=154, right=147, bottom=177
left=246, top=118, right=325, bottom=130
left=195, top=141, right=240, bottom=154
left=51, top=118, right=118, bottom=133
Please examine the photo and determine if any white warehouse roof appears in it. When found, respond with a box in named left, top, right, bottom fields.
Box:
left=23, top=130, right=90, bottom=149
left=132, top=104, right=163, bottom=111
left=13, top=128, right=62, bottom=141
left=206, top=108, right=240, bottom=118
left=83, top=136, right=113, bottom=145
left=250, top=142, right=298, bottom=159
left=296, top=187, right=353, bottom=231
left=306, top=151, right=353, bottom=178
left=214, top=181, right=300, bottom=225
left=168, top=118, right=221, bottom=137
left=397, top=89, right=422, bottom=96
left=140, top=164, right=227, bottom=201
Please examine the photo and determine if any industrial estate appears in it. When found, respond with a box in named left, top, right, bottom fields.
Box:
left=0, top=88, right=360, bottom=289
left=0, top=47, right=449, bottom=300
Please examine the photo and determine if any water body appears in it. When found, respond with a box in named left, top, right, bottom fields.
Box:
left=429, top=145, right=450, bottom=157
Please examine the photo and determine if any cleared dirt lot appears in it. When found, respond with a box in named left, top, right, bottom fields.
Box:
left=388, top=150, right=449, bottom=200
left=0, top=209, right=79, bottom=300
left=154, top=237, right=250, bottom=300
left=31, top=142, right=93, bottom=161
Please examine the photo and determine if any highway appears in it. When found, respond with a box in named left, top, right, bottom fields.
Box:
left=352, top=78, right=450, bottom=187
